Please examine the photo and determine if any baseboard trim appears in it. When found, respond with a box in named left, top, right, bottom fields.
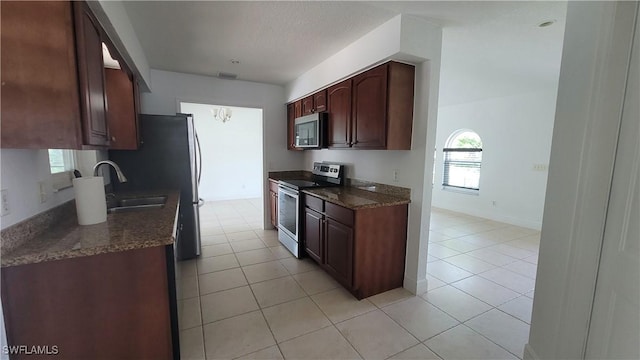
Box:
left=403, top=276, right=428, bottom=295
left=523, top=343, right=540, bottom=360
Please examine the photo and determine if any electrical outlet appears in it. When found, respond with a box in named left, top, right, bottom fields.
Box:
left=38, top=181, right=47, bottom=204
left=532, top=164, right=549, bottom=171
left=392, top=169, right=399, bottom=182
left=492, top=200, right=497, bottom=207
left=1, top=189, right=10, bottom=216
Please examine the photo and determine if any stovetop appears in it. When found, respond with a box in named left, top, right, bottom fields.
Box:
left=278, top=179, right=339, bottom=190
left=278, top=162, right=345, bottom=190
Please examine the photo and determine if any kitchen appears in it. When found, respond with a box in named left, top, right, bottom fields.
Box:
left=2, top=1, right=638, bottom=360
left=3, top=1, right=436, bottom=358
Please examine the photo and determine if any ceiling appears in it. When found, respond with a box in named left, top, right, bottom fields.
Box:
left=122, top=1, right=567, bottom=106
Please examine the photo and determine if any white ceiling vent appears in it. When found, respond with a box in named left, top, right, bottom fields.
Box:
left=217, top=72, right=238, bottom=80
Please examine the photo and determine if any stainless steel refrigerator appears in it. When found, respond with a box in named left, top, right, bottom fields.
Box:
left=109, top=113, right=202, bottom=260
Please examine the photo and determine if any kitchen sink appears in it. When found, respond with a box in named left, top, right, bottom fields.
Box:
left=107, top=195, right=168, bottom=213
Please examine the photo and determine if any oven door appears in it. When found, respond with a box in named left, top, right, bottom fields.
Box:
left=277, top=185, right=299, bottom=241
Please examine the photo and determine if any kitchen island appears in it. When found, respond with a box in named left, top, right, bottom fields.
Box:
left=0, top=191, right=180, bottom=360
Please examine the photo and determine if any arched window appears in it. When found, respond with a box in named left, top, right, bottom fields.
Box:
left=443, top=130, right=482, bottom=191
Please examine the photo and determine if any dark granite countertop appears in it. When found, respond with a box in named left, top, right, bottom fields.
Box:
left=1, top=191, right=179, bottom=268
left=268, top=171, right=410, bottom=210
left=302, top=187, right=410, bottom=210
left=268, top=171, right=312, bottom=181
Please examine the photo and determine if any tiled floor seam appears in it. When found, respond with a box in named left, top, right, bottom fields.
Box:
left=331, top=324, right=368, bottom=360
left=378, top=307, right=423, bottom=344
left=446, top=282, right=521, bottom=309
left=460, top=323, right=525, bottom=359
left=473, top=273, right=534, bottom=296
left=231, top=248, right=281, bottom=360
left=421, top=294, right=495, bottom=324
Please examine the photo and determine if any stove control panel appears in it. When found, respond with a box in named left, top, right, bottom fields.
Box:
left=312, top=162, right=342, bottom=179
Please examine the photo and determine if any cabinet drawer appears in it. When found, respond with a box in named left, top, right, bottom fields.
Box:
left=268, top=179, right=279, bottom=193
left=304, top=194, right=324, bottom=212
left=325, top=202, right=354, bottom=227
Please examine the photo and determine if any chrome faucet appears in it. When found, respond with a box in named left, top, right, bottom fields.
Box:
left=93, top=160, right=128, bottom=183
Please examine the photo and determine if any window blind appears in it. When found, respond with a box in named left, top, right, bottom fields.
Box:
left=442, top=148, right=482, bottom=190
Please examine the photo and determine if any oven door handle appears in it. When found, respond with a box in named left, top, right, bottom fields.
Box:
left=277, top=185, right=299, bottom=198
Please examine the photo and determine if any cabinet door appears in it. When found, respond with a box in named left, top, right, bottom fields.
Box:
left=270, top=191, right=278, bottom=228
left=352, top=63, right=388, bottom=149
left=0, top=1, right=82, bottom=149
left=286, top=103, right=302, bottom=151
left=74, top=1, right=109, bottom=147
left=314, top=90, right=327, bottom=113
left=294, top=100, right=302, bottom=118
left=327, top=79, right=352, bottom=148
left=304, top=208, right=323, bottom=264
left=301, top=95, right=315, bottom=115
left=324, top=217, right=354, bottom=288
left=105, top=68, right=138, bottom=150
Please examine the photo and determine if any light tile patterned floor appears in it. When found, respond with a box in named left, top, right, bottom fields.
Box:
left=178, top=201, right=540, bottom=359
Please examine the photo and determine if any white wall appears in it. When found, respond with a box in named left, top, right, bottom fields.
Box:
left=0, top=150, right=108, bottom=230
left=288, top=15, right=443, bottom=294
left=180, top=103, right=263, bottom=201
left=140, top=69, right=304, bottom=227
left=0, top=150, right=73, bottom=230
left=141, top=70, right=301, bottom=171
left=432, top=89, right=558, bottom=229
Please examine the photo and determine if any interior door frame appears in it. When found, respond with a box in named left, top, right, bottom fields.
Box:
left=176, top=98, right=267, bottom=227
left=525, top=2, right=639, bottom=359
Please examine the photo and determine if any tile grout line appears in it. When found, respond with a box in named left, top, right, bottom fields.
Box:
left=229, top=238, right=283, bottom=359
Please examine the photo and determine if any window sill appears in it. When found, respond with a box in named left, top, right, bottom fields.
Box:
left=442, top=186, right=479, bottom=196
left=51, top=171, right=74, bottom=192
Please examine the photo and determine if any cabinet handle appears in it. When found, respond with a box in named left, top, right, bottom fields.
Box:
left=111, top=136, right=116, bottom=142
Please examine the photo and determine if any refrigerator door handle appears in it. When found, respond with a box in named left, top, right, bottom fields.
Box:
left=186, top=114, right=199, bottom=203
left=196, top=132, right=202, bottom=186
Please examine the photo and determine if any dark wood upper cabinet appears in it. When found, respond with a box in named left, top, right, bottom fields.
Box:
left=294, top=100, right=302, bottom=118
left=384, top=62, right=415, bottom=150
left=352, top=62, right=415, bottom=150
left=287, top=103, right=302, bottom=151
left=301, top=95, right=315, bottom=115
left=327, top=79, right=353, bottom=148
left=73, top=1, right=110, bottom=147
left=285, top=61, right=414, bottom=151
left=301, top=90, right=327, bottom=115
left=313, top=90, right=327, bottom=113
left=352, top=63, right=389, bottom=149
left=0, top=1, right=82, bottom=149
left=1, top=1, right=140, bottom=150
left=105, top=68, right=138, bottom=150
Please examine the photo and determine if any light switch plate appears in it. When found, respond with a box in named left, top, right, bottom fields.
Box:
left=1, top=189, right=10, bottom=216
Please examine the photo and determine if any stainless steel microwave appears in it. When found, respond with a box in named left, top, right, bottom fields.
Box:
left=294, top=112, right=328, bottom=149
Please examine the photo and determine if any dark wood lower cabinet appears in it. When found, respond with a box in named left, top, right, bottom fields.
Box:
left=324, top=217, right=354, bottom=288
left=302, top=193, right=408, bottom=299
left=269, top=179, right=279, bottom=228
left=1, top=246, right=175, bottom=360
left=304, top=207, right=323, bottom=264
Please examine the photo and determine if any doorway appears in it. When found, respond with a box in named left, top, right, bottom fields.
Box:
left=179, top=102, right=264, bottom=229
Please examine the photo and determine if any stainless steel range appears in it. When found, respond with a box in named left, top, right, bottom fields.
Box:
left=277, top=162, right=344, bottom=258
